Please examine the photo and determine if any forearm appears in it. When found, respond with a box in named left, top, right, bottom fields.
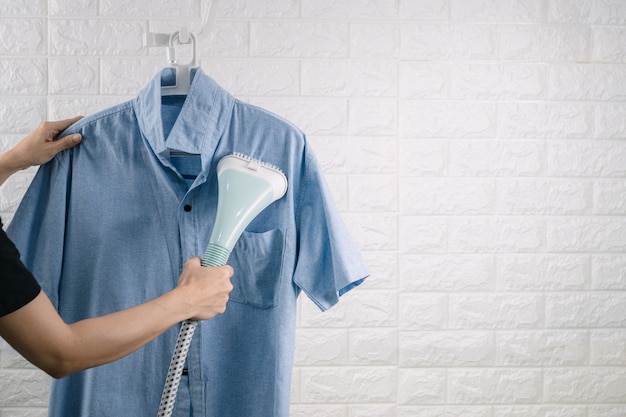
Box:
left=0, top=289, right=193, bottom=378
left=62, top=289, right=193, bottom=373
left=0, top=150, right=22, bottom=187
left=61, top=261, right=231, bottom=374
left=0, top=258, right=230, bottom=378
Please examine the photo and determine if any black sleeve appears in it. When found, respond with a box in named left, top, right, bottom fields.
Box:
left=0, top=218, right=41, bottom=318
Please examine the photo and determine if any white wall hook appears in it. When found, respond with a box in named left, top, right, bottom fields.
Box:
left=178, top=27, right=190, bottom=44
left=144, top=31, right=170, bottom=48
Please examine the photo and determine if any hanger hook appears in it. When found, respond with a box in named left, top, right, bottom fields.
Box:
left=168, top=30, right=197, bottom=67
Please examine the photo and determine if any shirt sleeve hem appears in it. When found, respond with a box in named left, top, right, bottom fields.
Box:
left=301, top=272, right=370, bottom=312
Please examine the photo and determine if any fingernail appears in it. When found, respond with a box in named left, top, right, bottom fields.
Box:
left=72, top=134, right=82, bottom=143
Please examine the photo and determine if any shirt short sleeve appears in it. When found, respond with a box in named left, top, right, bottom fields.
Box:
left=0, top=218, right=41, bottom=317
left=6, top=155, right=70, bottom=310
left=293, top=148, right=369, bottom=311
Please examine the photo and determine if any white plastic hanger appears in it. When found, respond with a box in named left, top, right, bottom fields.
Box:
left=143, top=0, right=220, bottom=97
left=160, top=27, right=197, bottom=96
left=144, top=28, right=196, bottom=96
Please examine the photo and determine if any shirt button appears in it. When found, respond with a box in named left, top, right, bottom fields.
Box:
left=184, top=204, right=192, bottom=212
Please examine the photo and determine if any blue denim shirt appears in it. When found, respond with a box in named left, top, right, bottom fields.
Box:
left=7, top=68, right=369, bottom=417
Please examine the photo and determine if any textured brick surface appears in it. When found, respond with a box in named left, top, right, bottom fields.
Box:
left=1, top=1, right=626, bottom=416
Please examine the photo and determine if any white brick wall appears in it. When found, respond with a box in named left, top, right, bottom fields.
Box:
left=1, top=1, right=625, bottom=416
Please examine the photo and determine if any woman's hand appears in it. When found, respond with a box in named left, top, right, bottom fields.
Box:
left=0, top=116, right=83, bottom=186
left=173, top=257, right=234, bottom=321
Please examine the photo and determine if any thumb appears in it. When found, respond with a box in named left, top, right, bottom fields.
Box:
left=186, top=256, right=202, bottom=267
left=51, top=133, right=82, bottom=153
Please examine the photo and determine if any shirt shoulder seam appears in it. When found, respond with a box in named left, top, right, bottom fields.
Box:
left=61, top=100, right=135, bottom=135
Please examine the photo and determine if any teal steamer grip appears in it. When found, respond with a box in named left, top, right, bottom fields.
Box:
left=157, top=153, right=288, bottom=417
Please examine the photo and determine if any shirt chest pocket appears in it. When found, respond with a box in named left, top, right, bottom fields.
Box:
left=227, top=228, right=285, bottom=309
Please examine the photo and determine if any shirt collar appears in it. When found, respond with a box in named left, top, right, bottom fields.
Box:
left=134, top=67, right=235, bottom=169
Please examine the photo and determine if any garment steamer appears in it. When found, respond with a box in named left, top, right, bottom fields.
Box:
left=157, top=153, right=288, bottom=417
